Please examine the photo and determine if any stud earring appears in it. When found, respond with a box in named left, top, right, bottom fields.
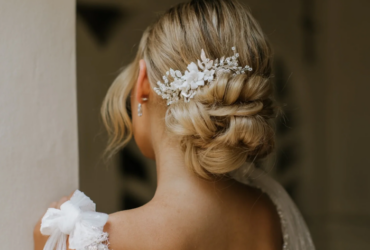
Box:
left=138, top=103, right=143, bottom=117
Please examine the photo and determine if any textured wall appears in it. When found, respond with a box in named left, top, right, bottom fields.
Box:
left=0, top=0, right=78, bottom=248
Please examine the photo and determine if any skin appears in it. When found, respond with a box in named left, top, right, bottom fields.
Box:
left=34, top=60, right=283, bottom=250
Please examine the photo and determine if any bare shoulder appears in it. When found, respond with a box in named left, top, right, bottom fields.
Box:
left=103, top=203, right=189, bottom=250
left=244, top=186, right=283, bottom=250
left=102, top=184, right=283, bottom=250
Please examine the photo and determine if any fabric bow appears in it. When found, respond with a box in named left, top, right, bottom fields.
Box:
left=40, top=190, right=109, bottom=250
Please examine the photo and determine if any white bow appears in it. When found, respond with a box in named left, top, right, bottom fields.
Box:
left=40, top=190, right=109, bottom=250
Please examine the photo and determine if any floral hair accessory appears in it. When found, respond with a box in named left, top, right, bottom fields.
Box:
left=153, top=47, right=253, bottom=105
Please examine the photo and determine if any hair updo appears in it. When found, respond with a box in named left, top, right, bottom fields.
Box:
left=102, top=0, right=276, bottom=179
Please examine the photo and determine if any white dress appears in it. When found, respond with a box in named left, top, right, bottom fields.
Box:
left=40, top=166, right=315, bottom=250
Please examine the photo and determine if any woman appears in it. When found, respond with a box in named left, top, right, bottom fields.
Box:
left=34, top=0, right=315, bottom=249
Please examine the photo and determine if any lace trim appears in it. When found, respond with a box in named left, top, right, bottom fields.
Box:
left=74, top=225, right=110, bottom=250
left=69, top=222, right=111, bottom=250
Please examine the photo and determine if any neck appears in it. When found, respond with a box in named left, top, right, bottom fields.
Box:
left=150, top=127, right=232, bottom=202
left=153, top=134, right=198, bottom=193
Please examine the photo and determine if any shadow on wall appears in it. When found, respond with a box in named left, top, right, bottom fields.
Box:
left=77, top=0, right=370, bottom=250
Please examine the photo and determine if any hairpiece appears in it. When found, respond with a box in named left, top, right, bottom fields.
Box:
left=153, top=47, right=253, bottom=105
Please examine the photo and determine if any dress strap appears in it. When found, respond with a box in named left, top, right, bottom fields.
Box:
left=40, top=190, right=110, bottom=250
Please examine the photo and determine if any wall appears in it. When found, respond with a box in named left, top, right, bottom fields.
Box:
left=0, top=0, right=78, bottom=248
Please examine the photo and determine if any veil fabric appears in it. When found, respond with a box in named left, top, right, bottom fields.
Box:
left=230, top=164, right=316, bottom=250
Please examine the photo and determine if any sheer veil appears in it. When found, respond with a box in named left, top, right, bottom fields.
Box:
left=230, top=163, right=316, bottom=250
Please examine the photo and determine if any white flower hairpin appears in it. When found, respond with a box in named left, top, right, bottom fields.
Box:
left=153, top=47, right=253, bottom=105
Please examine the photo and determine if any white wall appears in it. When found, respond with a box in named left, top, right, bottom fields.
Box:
left=0, top=0, right=78, bottom=248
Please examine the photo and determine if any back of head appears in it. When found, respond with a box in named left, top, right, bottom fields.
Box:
left=102, top=0, right=276, bottom=179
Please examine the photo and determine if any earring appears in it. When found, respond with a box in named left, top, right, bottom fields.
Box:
left=138, top=103, right=143, bottom=117
left=137, top=97, right=148, bottom=117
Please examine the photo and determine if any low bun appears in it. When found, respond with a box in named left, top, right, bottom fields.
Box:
left=166, top=72, right=275, bottom=179
left=102, top=0, right=277, bottom=179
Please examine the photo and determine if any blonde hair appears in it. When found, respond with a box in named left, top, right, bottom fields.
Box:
left=102, top=0, right=276, bottom=179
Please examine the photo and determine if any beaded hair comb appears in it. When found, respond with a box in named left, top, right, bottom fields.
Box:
left=154, top=47, right=253, bottom=105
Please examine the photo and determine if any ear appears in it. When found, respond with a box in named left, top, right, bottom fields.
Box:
left=135, top=59, right=151, bottom=103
